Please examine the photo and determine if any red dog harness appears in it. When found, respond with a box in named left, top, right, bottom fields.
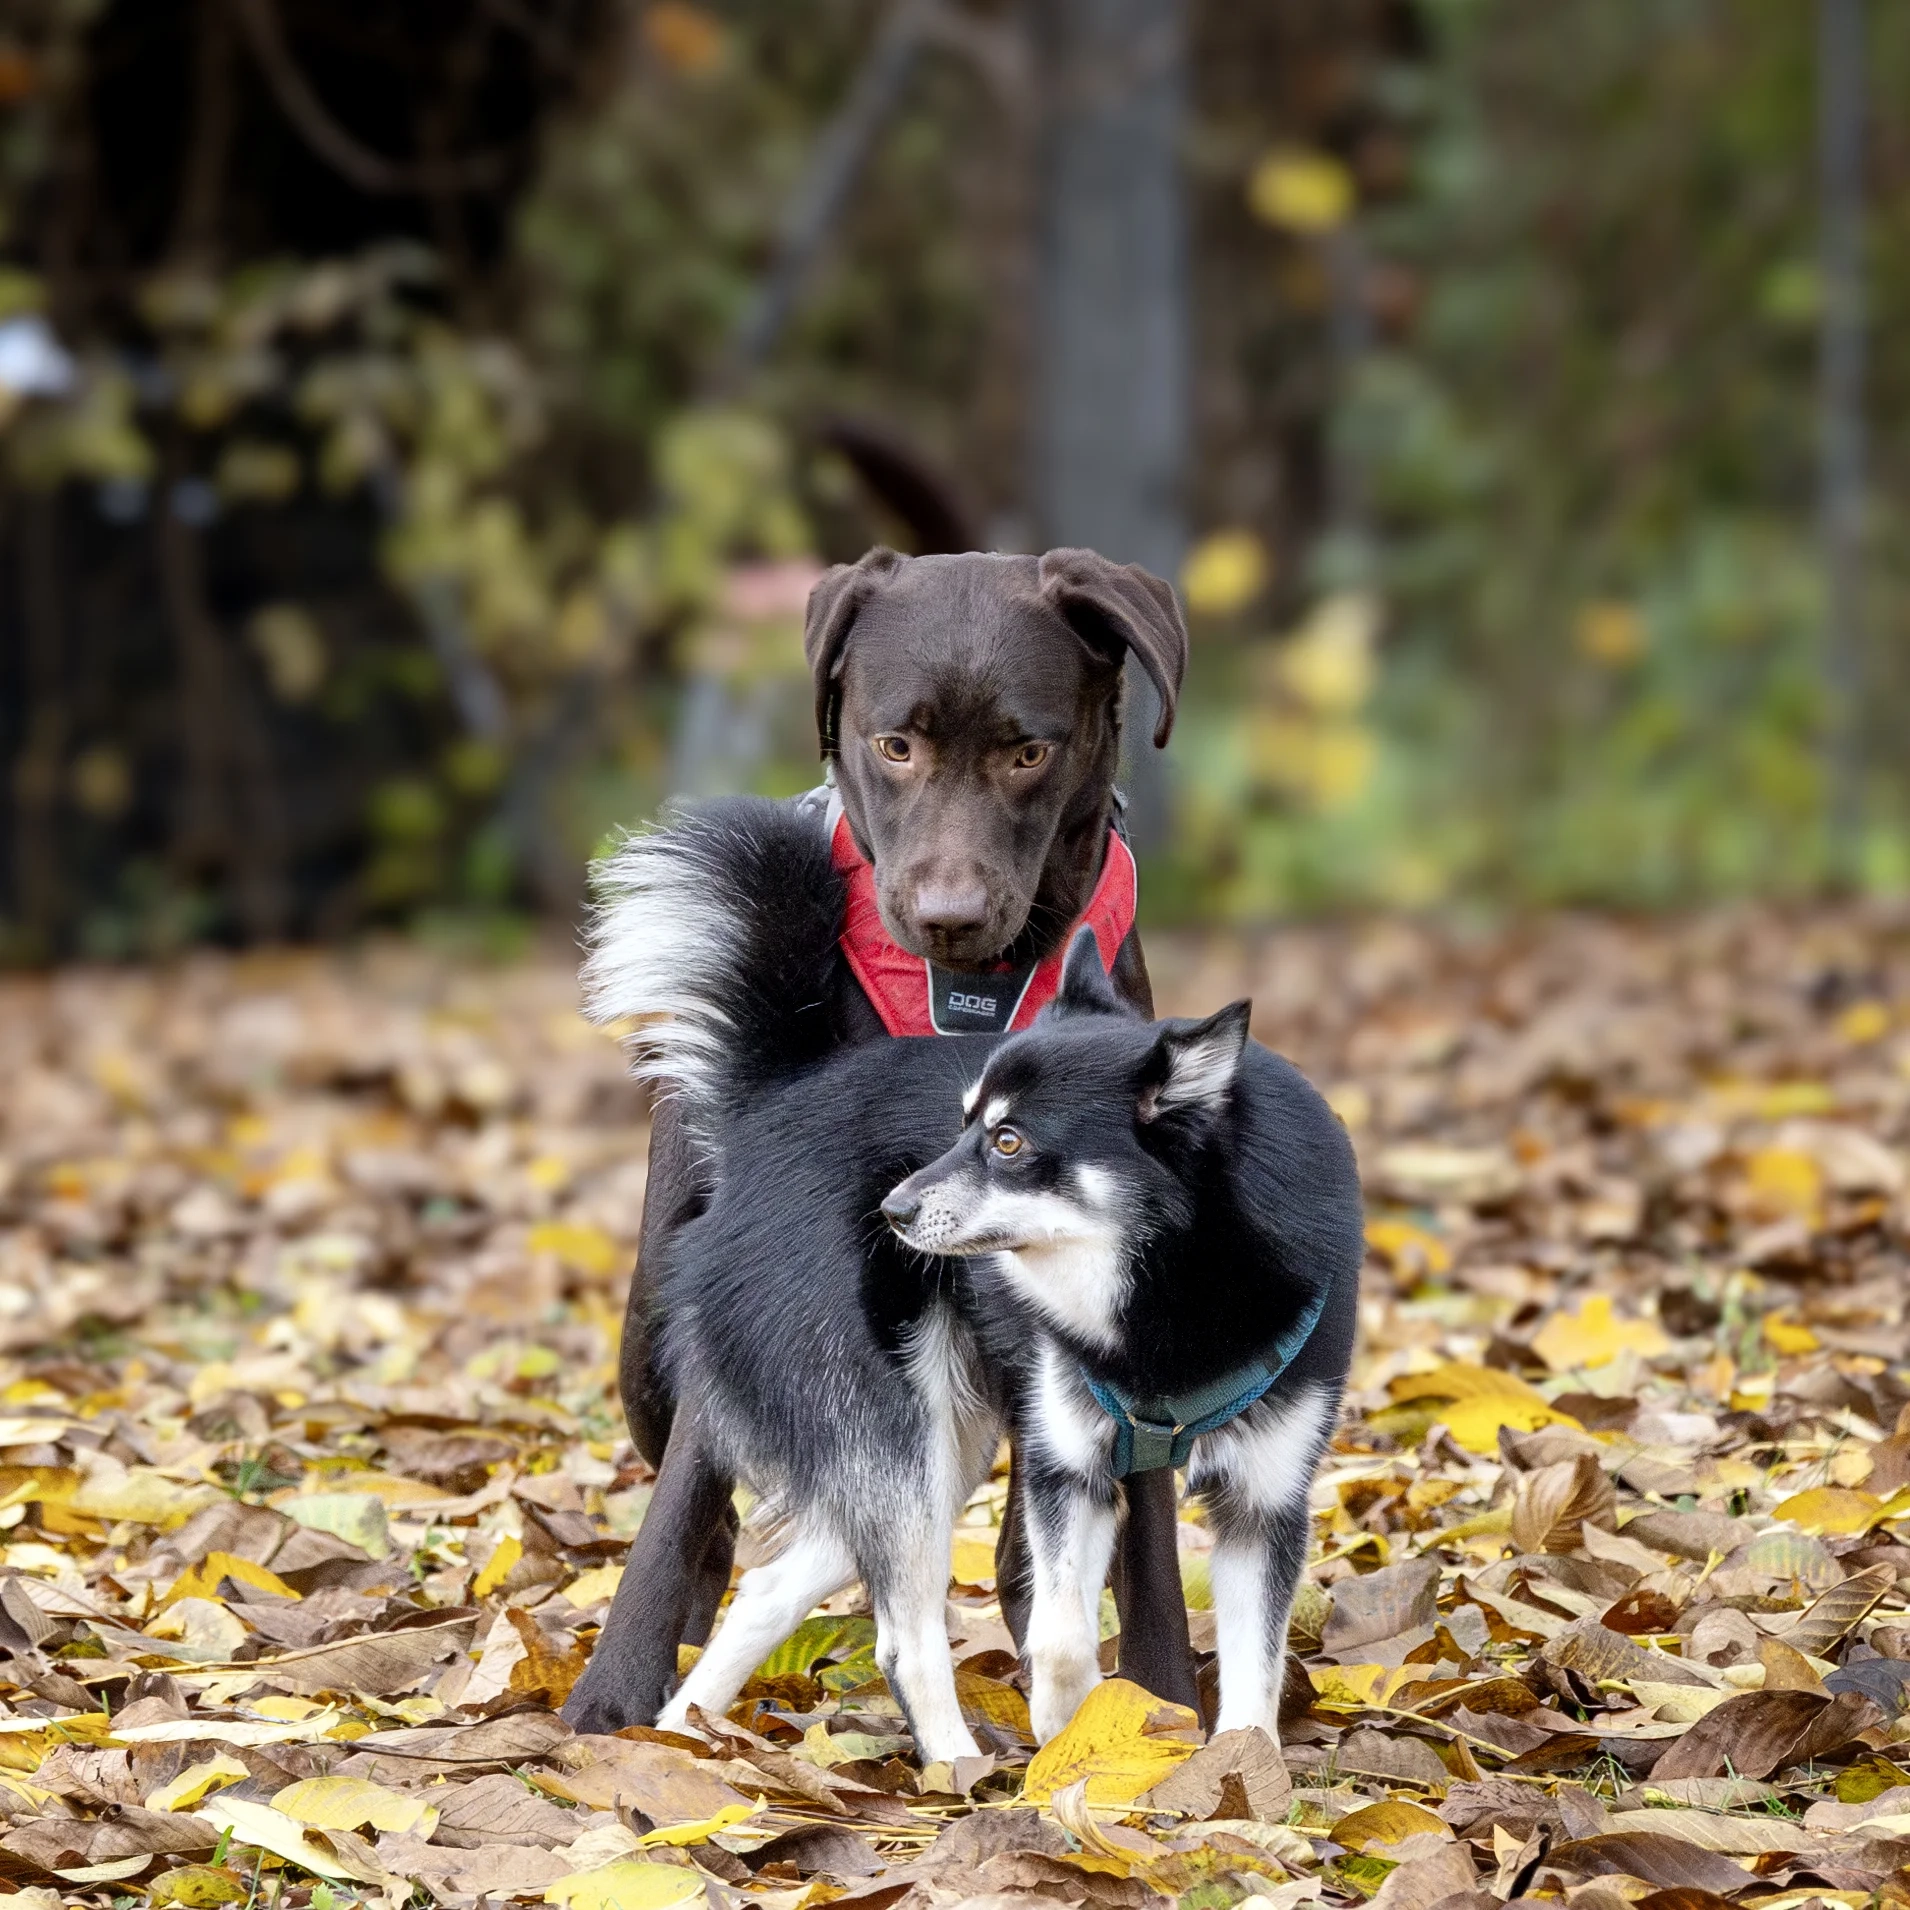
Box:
left=830, top=812, right=1137, bottom=1038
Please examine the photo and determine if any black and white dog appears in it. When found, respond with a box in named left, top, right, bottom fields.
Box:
left=582, top=798, right=1361, bottom=1759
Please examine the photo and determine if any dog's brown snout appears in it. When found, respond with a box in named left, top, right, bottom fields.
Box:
left=913, top=879, right=992, bottom=938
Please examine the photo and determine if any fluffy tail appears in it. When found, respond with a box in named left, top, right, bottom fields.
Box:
left=582, top=797, right=844, bottom=1132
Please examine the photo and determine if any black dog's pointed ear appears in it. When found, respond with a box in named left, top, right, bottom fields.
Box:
left=1037, top=548, right=1189, bottom=748
left=1138, top=1000, right=1251, bottom=1121
left=1055, top=925, right=1120, bottom=1017
left=804, top=547, right=904, bottom=757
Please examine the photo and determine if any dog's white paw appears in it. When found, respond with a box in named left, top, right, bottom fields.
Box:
left=1029, top=1652, right=1102, bottom=1744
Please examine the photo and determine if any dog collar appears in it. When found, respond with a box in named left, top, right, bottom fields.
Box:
left=1082, top=1284, right=1330, bottom=1477
left=829, top=811, right=1137, bottom=1039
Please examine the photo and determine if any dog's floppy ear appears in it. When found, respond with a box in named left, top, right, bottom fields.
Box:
left=804, top=546, right=903, bottom=757
left=1037, top=548, right=1189, bottom=748
left=1054, top=925, right=1120, bottom=1018
left=1138, top=1000, right=1250, bottom=1121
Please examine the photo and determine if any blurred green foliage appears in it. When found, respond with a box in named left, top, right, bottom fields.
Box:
left=1168, top=0, right=1910, bottom=915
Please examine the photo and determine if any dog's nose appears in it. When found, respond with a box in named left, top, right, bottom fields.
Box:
left=914, top=881, right=991, bottom=937
left=881, top=1189, right=920, bottom=1231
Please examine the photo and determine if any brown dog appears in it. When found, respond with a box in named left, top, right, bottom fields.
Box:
left=565, top=546, right=1193, bottom=1734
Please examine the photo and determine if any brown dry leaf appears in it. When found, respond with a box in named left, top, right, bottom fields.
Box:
left=1143, top=1727, right=1290, bottom=1820
left=1787, top=1562, right=1897, bottom=1656
left=1602, top=1810, right=1810, bottom=1855
left=241, top=1613, right=477, bottom=1696
left=1541, top=1617, right=1711, bottom=1691
left=539, top=1738, right=754, bottom=1823
left=1367, top=1839, right=1477, bottom=1910
left=1648, top=1687, right=1843, bottom=1780
left=1756, top=1635, right=1825, bottom=1692
left=1547, top=1832, right=1751, bottom=1893
left=1322, top=1556, right=1440, bottom=1654
left=1511, top=1453, right=1617, bottom=1554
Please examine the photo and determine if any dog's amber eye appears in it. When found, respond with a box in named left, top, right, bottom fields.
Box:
left=1012, top=742, right=1050, bottom=770
left=873, top=735, right=911, bottom=764
left=992, top=1126, right=1024, bottom=1158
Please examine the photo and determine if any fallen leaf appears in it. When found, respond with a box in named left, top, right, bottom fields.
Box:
left=1531, top=1294, right=1671, bottom=1373
left=1511, top=1453, right=1617, bottom=1553
left=1772, top=1485, right=1885, bottom=1535
left=1021, top=1678, right=1202, bottom=1807
left=542, top=1861, right=704, bottom=1908
left=272, top=1775, right=438, bottom=1834
left=1332, top=1800, right=1449, bottom=1852
left=1323, top=1557, right=1440, bottom=1654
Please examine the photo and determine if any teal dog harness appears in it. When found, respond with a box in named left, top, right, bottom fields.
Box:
left=1082, top=1284, right=1329, bottom=1476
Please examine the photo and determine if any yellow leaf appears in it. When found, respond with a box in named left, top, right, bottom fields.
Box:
left=1530, top=1293, right=1670, bottom=1373
left=1388, top=1361, right=1548, bottom=1405
left=1838, top=1000, right=1891, bottom=1044
left=544, top=1861, right=705, bottom=1909
left=68, top=1464, right=220, bottom=1527
left=958, top=1668, right=1034, bottom=1738
left=273, top=1774, right=436, bottom=1835
left=1181, top=530, right=1270, bottom=618
left=1773, top=1487, right=1884, bottom=1537
left=1744, top=1146, right=1824, bottom=1221
left=197, top=1797, right=362, bottom=1881
left=1309, top=1663, right=1388, bottom=1708
left=149, top=1865, right=251, bottom=1907
left=1022, top=1678, right=1202, bottom=1807
left=1430, top=1502, right=1514, bottom=1545
left=167, top=1551, right=299, bottom=1607
left=474, top=1535, right=523, bottom=1597
left=1764, top=1311, right=1821, bottom=1355
left=144, top=1755, right=250, bottom=1812
left=951, top=1531, right=997, bottom=1586
left=1333, top=1800, right=1448, bottom=1852
left=1248, top=148, right=1355, bottom=232
left=637, top=1802, right=758, bottom=1847
left=561, top=1564, right=624, bottom=1606
left=527, top=1221, right=620, bottom=1278
left=249, top=1697, right=324, bottom=1721
left=1440, top=1395, right=1584, bottom=1454
left=1365, top=1219, right=1452, bottom=1278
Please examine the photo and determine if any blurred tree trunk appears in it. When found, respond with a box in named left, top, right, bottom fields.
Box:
left=1818, top=0, right=1866, bottom=883
left=1032, top=0, right=1189, bottom=851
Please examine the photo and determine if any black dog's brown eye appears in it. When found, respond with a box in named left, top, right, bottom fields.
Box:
left=873, top=735, right=911, bottom=764
left=1012, top=742, right=1050, bottom=770
left=992, top=1126, right=1024, bottom=1158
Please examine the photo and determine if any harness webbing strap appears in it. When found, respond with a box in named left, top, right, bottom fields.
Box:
left=1082, top=1282, right=1331, bottom=1477
left=829, top=809, right=1137, bottom=1039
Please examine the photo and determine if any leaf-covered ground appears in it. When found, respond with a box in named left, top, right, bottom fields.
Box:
left=5, top=914, right=1910, bottom=1909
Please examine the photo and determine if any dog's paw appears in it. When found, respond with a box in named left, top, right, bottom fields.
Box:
left=562, top=1668, right=661, bottom=1736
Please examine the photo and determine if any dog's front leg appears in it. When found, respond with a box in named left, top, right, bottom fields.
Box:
left=1206, top=1499, right=1309, bottom=1743
left=1019, top=1451, right=1118, bottom=1743
left=659, top=1520, right=855, bottom=1733
left=563, top=1412, right=734, bottom=1733
left=1192, top=1383, right=1338, bottom=1745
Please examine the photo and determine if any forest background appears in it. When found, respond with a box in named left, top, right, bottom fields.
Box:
left=0, top=0, right=1902, bottom=961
